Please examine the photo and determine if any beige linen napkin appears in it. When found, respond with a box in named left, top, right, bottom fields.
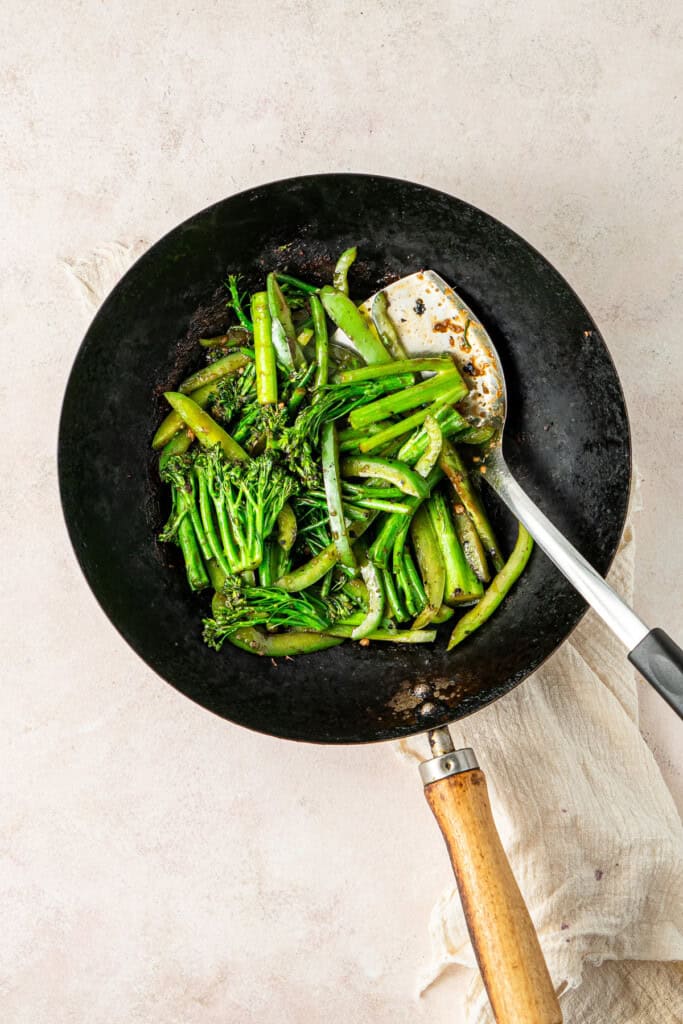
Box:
left=398, top=508, right=683, bottom=1022
left=66, top=244, right=683, bottom=1022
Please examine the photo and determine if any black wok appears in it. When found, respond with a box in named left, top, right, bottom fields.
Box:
left=58, top=174, right=632, bottom=1024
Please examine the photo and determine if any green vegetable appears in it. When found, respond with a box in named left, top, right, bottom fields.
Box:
left=164, top=392, right=248, bottom=462
left=226, top=275, right=254, bottom=332
left=321, top=422, right=356, bottom=570
left=349, top=370, right=466, bottom=429
left=319, top=285, right=391, bottom=365
left=371, top=291, right=408, bottom=362
left=341, top=456, right=430, bottom=498
left=427, top=491, right=483, bottom=605
left=179, top=351, right=251, bottom=395
left=251, top=291, right=278, bottom=404
left=448, top=525, right=533, bottom=649
left=332, top=246, right=357, bottom=295
left=439, top=439, right=504, bottom=571
left=311, top=294, right=329, bottom=391
left=410, top=504, right=445, bottom=628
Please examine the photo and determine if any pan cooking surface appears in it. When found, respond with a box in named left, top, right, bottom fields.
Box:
left=58, top=174, right=630, bottom=743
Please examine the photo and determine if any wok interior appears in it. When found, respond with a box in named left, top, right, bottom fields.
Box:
left=58, top=174, right=630, bottom=743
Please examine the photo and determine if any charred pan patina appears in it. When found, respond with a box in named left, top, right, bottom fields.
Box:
left=58, top=174, right=630, bottom=744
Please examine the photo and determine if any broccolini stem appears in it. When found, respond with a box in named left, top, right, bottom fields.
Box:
left=177, top=516, right=210, bottom=591
left=227, top=275, right=254, bottom=332
left=349, top=370, right=465, bottom=430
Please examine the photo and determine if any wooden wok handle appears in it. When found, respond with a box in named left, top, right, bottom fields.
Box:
left=422, top=749, right=562, bottom=1024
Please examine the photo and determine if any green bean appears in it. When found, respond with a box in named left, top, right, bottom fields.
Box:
left=349, top=370, right=465, bottom=429
left=311, top=294, right=329, bottom=391
left=410, top=504, right=445, bottom=628
left=319, top=286, right=391, bottom=365
left=177, top=516, right=209, bottom=591
left=159, top=428, right=193, bottom=470
left=163, top=392, right=248, bottom=462
left=401, top=548, right=427, bottom=614
left=447, top=525, right=533, bottom=649
left=370, top=291, right=409, bottom=361
left=382, top=567, right=409, bottom=622
left=452, top=503, right=490, bottom=583
left=274, top=515, right=375, bottom=592
left=439, top=439, right=504, bottom=570
left=322, top=422, right=356, bottom=570
left=346, top=496, right=412, bottom=514
left=340, top=456, right=429, bottom=498
left=332, top=247, right=357, bottom=295
left=229, top=628, right=344, bottom=657
left=287, top=361, right=317, bottom=414
left=427, top=491, right=483, bottom=605
left=179, top=351, right=251, bottom=395
left=275, top=272, right=320, bottom=294
left=251, top=291, right=278, bottom=404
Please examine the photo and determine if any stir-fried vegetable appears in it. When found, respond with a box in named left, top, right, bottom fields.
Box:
left=153, top=252, right=532, bottom=656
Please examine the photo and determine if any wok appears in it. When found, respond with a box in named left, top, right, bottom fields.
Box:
left=58, top=174, right=631, bottom=1023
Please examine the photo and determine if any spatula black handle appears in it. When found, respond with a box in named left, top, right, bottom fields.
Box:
left=629, top=629, right=683, bottom=720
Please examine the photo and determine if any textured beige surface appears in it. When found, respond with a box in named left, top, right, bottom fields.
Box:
left=2, top=1, right=682, bottom=1021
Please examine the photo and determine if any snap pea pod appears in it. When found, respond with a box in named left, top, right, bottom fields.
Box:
left=274, top=514, right=376, bottom=592
left=371, top=291, right=409, bottom=362
left=319, top=286, right=391, bottom=365
left=311, top=294, right=329, bottom=391
left=276, top=503, right=297, bottom=553
left=159, top=428, right=193, bottom=470
left=409, top=504, right=445, bottom=629
left=229, top=628, right=344, bottom=657
left=332, top=246, right=357, bottom=295
left=251, top=291, right=278, bottom=404
left=427, top=491, right=483, bottom=605
left=349, top=370, right=465, bottom=429
left=163, top=392, right=248, bottom=462
left=267, top=272, right=305, bottom=369
left=349, top=545, right=385, bottom=640
left=340, top=456, right=429, bottom=498
left=322, top=422, right=356, bottom=570
left=432, top=604, right=455, bottom=624
left=397, top=405, right=467, bottom=464
left=447, top=524, right=534, bottom=649
left=439, top=439, right=504, bottom=571
left=452, top=502, right=490, bottom=583
left=414, top=416, right=443, bottom=478
left=179, top=351, right=251, bottom=395
left=153, top=379, right=219, bottom=450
